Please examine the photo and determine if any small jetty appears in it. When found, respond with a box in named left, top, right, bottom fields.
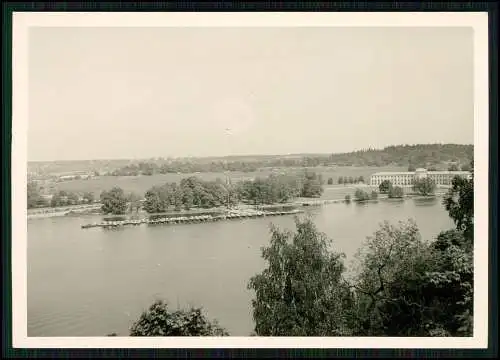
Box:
left=81, top=208, right=304, bottom=230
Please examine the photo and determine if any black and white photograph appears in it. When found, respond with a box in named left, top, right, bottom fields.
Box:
left=12, top=11, right=489, bottom=348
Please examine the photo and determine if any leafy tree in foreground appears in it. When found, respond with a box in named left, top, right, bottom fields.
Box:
left=349, top=220, right=434, bottom=336
left=248, top=217, right=352, bottom=336
left=412, top=178, right=436, bottom=196
left=100, top=186, right=128, bottom=215
left=378, top=180, right=393, bottom=194
left=129, top=300, right=229, bottom=336
left=350, top=212, right=473, bottom=337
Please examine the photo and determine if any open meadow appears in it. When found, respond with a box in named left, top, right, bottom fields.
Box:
left=53, top=165, right=408, bottom=196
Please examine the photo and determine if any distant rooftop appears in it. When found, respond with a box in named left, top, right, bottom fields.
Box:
left=371, top=171, right=415, bottom=176
left=371, top=169, right=471, bottom=176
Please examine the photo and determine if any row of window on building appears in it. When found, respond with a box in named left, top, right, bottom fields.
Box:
left=369, top=168, right=471, bottom=187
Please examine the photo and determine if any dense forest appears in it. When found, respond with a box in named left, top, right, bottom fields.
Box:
left=28, top=144, right=473, bottom=177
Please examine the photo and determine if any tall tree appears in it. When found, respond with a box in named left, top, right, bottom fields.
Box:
left=248, top=218, right=352, bottom=336
left=349, top=220, right=433, bottom=336
left=443, top=160, right=474, bottom=240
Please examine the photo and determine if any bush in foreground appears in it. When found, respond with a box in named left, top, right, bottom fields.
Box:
left=129, top=300, right=229, bottom=336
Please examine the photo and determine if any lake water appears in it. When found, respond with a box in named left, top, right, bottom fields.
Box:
left=27, top=197, right=454, bottom=337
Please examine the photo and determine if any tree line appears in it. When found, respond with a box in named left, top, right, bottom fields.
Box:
left=27, top=181, right=95, bottom=209
left=100, top=144, right=473, bottom=177
left=111, top=159, right=473, bottom=336
left=324, top=175, right=365, bottom=185
left=377, top=178, right=438, bottom=198
left=98, top=171, right=325, bottom=215
left=351, top=176, right=440, bottom=203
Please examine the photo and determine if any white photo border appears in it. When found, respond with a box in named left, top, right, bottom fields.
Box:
left=12, top=11, right=489, bottom=349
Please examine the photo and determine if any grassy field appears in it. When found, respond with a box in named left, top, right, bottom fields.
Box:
left=54, top=165, right=408, bottom=196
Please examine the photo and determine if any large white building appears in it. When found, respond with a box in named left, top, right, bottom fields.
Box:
left=370, top=168, right=471, bottom=187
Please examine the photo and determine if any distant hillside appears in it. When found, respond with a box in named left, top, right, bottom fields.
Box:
left=28, top=143, right=473, bottom=177
left=326, top=144, right=473, bottom=168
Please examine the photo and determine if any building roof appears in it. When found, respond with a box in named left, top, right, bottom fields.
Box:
left=371, top=170, right=471, bottom=177
left=371, top=172, right=415, bottom=176
left=427, top=171, right=471, bottom=175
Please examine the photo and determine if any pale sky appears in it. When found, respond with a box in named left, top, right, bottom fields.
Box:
left=28, top=26, right=473, bottom=161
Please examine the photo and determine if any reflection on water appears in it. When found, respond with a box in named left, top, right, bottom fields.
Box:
left=28, top=199, right=454, bottom=337
left=413, top=196, right=440, bottom=207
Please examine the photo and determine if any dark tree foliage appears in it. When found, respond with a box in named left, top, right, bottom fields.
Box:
left=50, top=190, right=74, bottom=207
left=143, top=177, right=238, bottom=213
left=248, top=218, right=352, bottom=336
left=349, top=220, right=435, bottom=336
left=83, top=192, right=95, bottom=204
left=100, top=186, right=128, bottom=215
left=237, top=172, right=322, bottom=205
left=27, top=181, right=49, bottom=208
left=354, top=189, right=370, bottom=202
left=443, top=161, right=474, bottom=240
left=129, top=300, right=229, bottom=336
left=412, top=178, right=436, bottom=196
left=378, top=180, right=393, bottom=194
left=349, top=161, right=474, bottom=337
left=388, top=186, right=404, bottom=199
left=300, top=171, right=324, bottom=198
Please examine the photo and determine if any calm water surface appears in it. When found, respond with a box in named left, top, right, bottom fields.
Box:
left=28, top=198, right=453, bottom=336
